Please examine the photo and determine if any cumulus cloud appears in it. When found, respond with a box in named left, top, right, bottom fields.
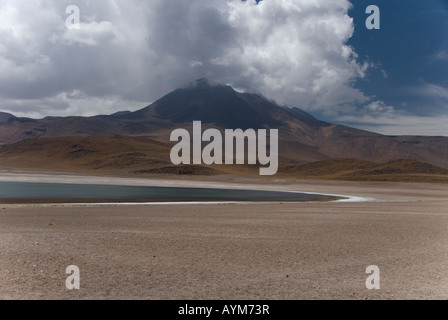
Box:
left=0, top=0, right=373, bottom=118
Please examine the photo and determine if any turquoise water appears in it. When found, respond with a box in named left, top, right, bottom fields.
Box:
left=0, top=182, right=337, bottom=203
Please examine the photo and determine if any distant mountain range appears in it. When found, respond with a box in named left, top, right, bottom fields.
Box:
left=1, top=78, right=448, bottom=177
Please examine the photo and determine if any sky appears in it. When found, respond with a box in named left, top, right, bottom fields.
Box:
left=0, top=0, right=447, bottom=135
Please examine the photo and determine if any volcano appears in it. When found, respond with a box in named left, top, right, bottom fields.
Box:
left=1, top=78, right=448, bottom=172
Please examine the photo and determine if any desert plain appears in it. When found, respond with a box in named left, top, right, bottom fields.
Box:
left=0, top=172, right=447, bottom=300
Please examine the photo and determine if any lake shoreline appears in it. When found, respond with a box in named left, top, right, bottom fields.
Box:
left=0, top=197, right=342, bottom=205
left=0, top=181, right=342, bottom=204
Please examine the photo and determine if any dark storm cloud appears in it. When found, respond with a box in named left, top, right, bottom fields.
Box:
left=0, top=0, right=367, bottom=116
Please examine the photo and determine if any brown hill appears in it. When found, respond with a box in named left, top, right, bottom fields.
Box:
left=354, top=159, right=448, bottom=175
left=278, top=158, right=448, bottom=182
left=390, top=136, right=448, bottom=169
left=279, top=158, right=376, bottom=178
left=344, top=159, right=448, bottom=182
left=0, top=135, right=229, bottom=176
left=134, top=165, right=223, bottom=176
left=1, top=136, right=447, bottom=182
left=0, top=136, right=169, bottom=173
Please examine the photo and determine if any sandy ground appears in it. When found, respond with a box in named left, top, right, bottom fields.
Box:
left=0, top=172, right=447, bottom=300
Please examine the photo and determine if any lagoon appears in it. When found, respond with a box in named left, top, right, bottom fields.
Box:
left=0, top=181, right=338, bottom=203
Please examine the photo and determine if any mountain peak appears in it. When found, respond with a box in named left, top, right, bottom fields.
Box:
left=0, top=111, right=17, bottom=123
left=185, top=78, right=237, bottom=93
left=188, top=78, right=220, bottom=88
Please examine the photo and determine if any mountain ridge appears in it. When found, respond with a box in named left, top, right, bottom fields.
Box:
left=0, top=79, right=447, bottom=169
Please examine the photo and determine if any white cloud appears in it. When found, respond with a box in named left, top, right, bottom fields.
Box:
left=419, top=83, right=448, bottom=101
left=3, top=92, right=145, bottom=119
left=336, top=98, right=447, bottom=136
left=336, top=113, right=448, bottom=136
left=364, top=100, right=395, bottom=113
left=0, top=0, right=371, bottom=118
left=53, top=21, right=119, bottom=46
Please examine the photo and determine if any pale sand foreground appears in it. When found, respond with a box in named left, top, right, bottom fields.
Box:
left=0, top=173, right=447, bottom=299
